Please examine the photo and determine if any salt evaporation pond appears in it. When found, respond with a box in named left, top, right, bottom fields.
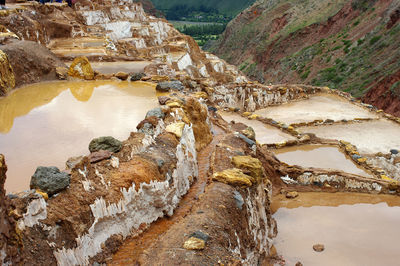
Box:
left=274, top=144, right=372, bottom=177
left=272, top=192, right=400, bottom=266
left=255, top=94, right=378, bottom=124
left=91, top=61, right=152, bottom=74
left=219, top=111, right=296, bottom=144
left=0, top=80, right=161, bottom=192
left=298, top=119, right=400, bottom=154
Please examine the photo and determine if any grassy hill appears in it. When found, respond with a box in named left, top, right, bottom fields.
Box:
left=207, top=0, right=400, bottom=115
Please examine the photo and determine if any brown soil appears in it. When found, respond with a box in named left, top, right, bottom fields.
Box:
left=1, top=40, right=66, bottom=87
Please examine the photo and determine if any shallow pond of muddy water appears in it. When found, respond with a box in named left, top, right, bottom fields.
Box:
left=298, top=119, right=400, bottom=155
left=219, top=111, right=296, bottom=144
left=272, top=192, right=400, bottom=266
left=0, top=80, right=161, bottom=193
left=274, top=144, right=372, bottom=177
left=91, top=61, right=152, bottom=74
left=255, top=94, right=378, bottom=125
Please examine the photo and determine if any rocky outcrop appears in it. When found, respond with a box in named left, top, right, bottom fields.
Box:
left=0, top=49, right=15, bottom=96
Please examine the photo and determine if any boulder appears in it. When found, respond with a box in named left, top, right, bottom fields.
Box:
left=231, top=156, right=264, bottom=184
left=68, top=56, right=94, bottom=80
left=212, top=168, right=252, bottom=187
left=89, top=136, right=122, bottom=153
left=146, top=107, right=165, bottom=119
left=156, top=80, right=184, bottom=92
left=130, top=72, right=145, bottom=81
left=30, top=166, right=70, bottom=196
left=165, top=122, right=185, bottom=138
left=0, top=49, right=15, bottom=96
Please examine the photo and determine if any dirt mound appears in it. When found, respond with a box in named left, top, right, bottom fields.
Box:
left=1, top=40, right=66, bottom=87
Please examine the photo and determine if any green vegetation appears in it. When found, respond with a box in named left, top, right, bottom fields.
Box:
left=174, top=23, right=226, bottom=47
left=150, top=0, right=255, bottom=17
left=369, top=35, right=381, bottom=45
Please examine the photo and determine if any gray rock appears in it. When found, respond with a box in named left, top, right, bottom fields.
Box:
left=156, top=81, right=184, bottom=92
left=189, top=231, right=210, bottom=242
left=238, top=133, right=256, bottom=147
left=146, top=107, right=165, bottom=119
left=233, top=190, right=244, bottom=210
left=390, top=149, right=399, bottom=155
left=352, top=154, right=362, bottom=160
left=130, top=72, right=145, bottom=81
left=30, top=166, right=70, bottom=196
left=89, top=136, right=122, bottom=153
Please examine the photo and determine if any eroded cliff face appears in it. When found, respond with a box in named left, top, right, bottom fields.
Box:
left=208, top=0, right=400, bottom=116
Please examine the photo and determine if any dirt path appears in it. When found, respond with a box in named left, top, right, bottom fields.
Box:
left=109, top=125, right=224, bottom=265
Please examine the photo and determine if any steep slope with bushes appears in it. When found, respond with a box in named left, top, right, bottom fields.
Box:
left=208, top=0, right=400, bottom=116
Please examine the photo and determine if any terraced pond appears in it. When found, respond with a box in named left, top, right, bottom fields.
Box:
left=274, top=144, right=372, bottom=177
left=0, top=80, right=160, bottom=192
left=219, top=111, right=296, bottom=144
left=255, top=94, right=378, bottom=124
left=272, top=192, right=400, bottom=266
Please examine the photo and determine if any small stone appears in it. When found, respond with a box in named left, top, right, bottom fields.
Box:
left=237, top=133, right=256, bottom=147
left=30, top=166, right=70, bottom=196
left=158, top=96, right=170, bottom=105
left=183, top=237, right=205, bottom=250
left=231, top=156, right=263, bottom=184
left=357, top=157, right=367, bottom=163
left=286, top=191, right=299, bottom=199
left=65, top=156, right=84, bottom=170
left=313, top=244, right=325, bottom=252
left=88, top=150, right=113, bottom=163
left=390, top=149, right=399, bottom=155
left=295, top=262, right=303, bottom=266
left=35, top=189, right=49, bottom=200
left=241, top=127, right=256, bottom=141
left=146, top=107, right=165, bottom=119
left=55, top=67, right=68, bottom=80
left=115, top=72, right=129, bottom=80
left=190, top=231, right=210, bottom=242
left=165, top=122, right=185, bottom=138
left=212, top=168, right=252, bottom=187
left=130, top=72, right=145, bottom=81
left=208, top=106, right=217, bottom=112
left=352, top=154, right=362, bottom=160
left=89, top=136, right=122, bottom=153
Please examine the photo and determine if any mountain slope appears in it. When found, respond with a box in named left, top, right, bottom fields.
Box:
left=208, top=0, right=400, bottom=115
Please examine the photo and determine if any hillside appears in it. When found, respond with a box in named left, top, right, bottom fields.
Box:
left=207, top=0, right=400, bottom=116
left=150, top=0, right=256, bottom=17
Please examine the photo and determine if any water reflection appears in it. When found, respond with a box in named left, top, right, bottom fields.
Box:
left=0, top=80, right=160, bottom=192
left=273, top=192, right=400, bottom=266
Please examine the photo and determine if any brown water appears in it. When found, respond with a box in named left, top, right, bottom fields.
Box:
left=91, top=61, right=152, bottom=74
left=298, top=119, right=400, bottom=154
left=272, top=192, right=400, bottom=266
left=0, top=80, right=160, bottom=193
left=274, top=145, right=371, bottom=177
left=255, top=94, right=378, bottom=125
left=219, top=111, right=296, bottom=144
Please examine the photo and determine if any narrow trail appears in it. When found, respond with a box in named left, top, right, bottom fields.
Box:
left=110, top=125, right=225, bottom=265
